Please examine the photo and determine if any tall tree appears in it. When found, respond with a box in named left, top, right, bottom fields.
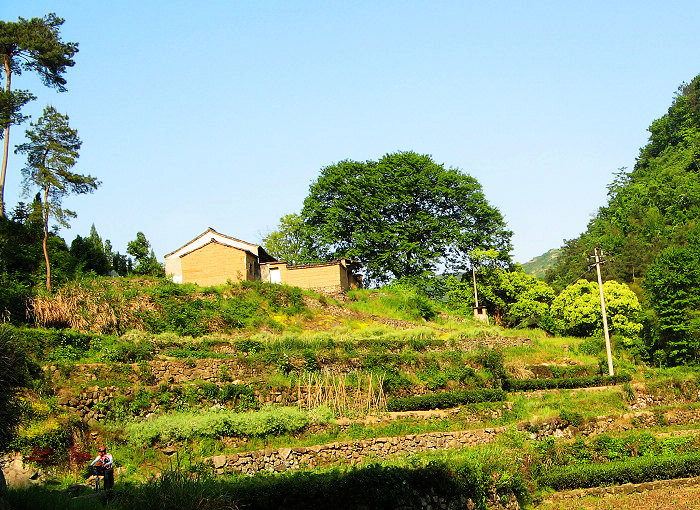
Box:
left=128, top=232, right=164, bottom=276
left=301, top=151, right=512, bottom=285
left=262, top=213, right=320, bottom=265
left=0, top=13, right=78, bottom=217
left=15, top=106, right=98, bottom=291
left=644, top=242, right=700, bottom=364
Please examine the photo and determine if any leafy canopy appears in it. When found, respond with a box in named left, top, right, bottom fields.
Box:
left=644, top=238, right=700, bottom=364
left=301, top=151, right=512, bottom=284
left=447, top=268, right=555, bottom=328
left=262, top=213, right=319, bottom=265
left=550, top=279, right=643, bottom=341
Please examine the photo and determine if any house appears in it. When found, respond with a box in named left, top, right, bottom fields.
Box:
left=164, top=228, right=362, bottom=292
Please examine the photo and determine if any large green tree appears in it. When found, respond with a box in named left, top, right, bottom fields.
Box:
left=127, top=231, right=164, bottom=277
left=550, top=279, right=643, bottom=344
left=262, top=213, right=320, bottom=265
left=16, top=106, right=98, bottom=291
left=644, top=241, right=700, bottom=364
left=0, top=13, right=78, bottom=217
left=301, top=151, right=512, bottom=284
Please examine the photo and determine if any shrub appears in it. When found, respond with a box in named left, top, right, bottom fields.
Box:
left=125, top=406, right=310, bottom=445
left=538, top=452, right=700, bottom=490
left=503, top=373, right=631, bottom=392
left=386, top=388, right=506, bottom=412
left=102, top=340, right=155, bottom=363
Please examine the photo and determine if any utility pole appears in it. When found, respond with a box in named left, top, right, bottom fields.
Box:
left=592, top=247, right=614, bottom=376
left=472, top=266, right=479, bottom=308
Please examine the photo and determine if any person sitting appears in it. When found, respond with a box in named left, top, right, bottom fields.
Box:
left=89, top=446, right=114, bottom=490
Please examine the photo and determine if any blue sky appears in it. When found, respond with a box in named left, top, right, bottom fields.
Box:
left=1, top=1, right=698, bottom=264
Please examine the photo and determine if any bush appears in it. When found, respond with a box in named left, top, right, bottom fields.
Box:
left=6, top=325, right=98, bottom=362
left=503, top=373, right=631, bottom=392
left=538, top=452, right=700, bottom=490
left=386, top=388, right=506, bottom=412
left=102, top=340, right=155, bottom=363
left=125, top=406, right=311, bottom=445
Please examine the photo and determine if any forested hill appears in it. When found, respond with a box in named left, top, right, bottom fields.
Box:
left=521, top=248, right=561, bottom=279
left=548, top=73, right=700, bottom=291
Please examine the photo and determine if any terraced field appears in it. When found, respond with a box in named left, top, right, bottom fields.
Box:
left=4, top=283, right=700, bottom=509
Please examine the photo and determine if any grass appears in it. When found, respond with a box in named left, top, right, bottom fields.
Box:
left=14, top=278, right=700, bottom=507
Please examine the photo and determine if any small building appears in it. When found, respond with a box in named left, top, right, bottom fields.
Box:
left=165, top=228, right=362, bottom=292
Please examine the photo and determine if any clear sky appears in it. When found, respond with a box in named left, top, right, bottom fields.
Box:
left=2, top=1, right=698, bottom=264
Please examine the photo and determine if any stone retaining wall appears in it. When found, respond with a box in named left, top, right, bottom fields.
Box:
left=209, top=427, right=505, bottom=476
left=519, top=405, right=700, bottom=440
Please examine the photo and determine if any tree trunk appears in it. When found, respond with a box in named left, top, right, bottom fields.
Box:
left=43, top=184, right=51, bottom=292
left=0, top=57, right=12, bottom=218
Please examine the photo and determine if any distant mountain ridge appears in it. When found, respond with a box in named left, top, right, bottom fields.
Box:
left=521, top=248, right=561, bottom=279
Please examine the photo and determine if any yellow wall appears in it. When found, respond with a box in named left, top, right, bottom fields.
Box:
left=180, top=242, right=249, bottom=286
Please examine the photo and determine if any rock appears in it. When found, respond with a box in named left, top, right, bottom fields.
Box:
left=2, top=454, right=40, bottom=488
left=211, top=455, right=227, bottom=469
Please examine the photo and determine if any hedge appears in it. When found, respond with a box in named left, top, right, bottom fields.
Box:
left=386, top=388, right=506, bottom=412
left=503, top=373, right=631, bottom=392
left=538, top=452, right=700, bottom=490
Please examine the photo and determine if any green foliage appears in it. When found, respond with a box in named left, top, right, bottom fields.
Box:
left=51, top=457, right=502, bottom=510
left=538, top=452, right=700, bottom=490
left=262, top=213, right=320, bottom=265
left=301, top=151, right=512, bottom=285
left=102, top=340, right=155, bottom=363
left=447, top=269, right=555, bottom=329
left=644, top=242, right=700, bottom=363
left=477, top=349, right=507, bottom=388
left=503, top=373, right=631, bottom=391
left=4, top=325, right=98, bottom=362
left=0, top=12, right=79, bottom=218
left=0, top=325, right=36, bottom=452
left=69, top=228, right=111, bottom=276
left=128, top=232, right=164, bottom=277
left=550, top=279, right=643, bottom=342
left=16, top=105, right=99, bottom=291
left=386, top=389, right=506, bottom=412
left=125, top=406, right=311, bottom=445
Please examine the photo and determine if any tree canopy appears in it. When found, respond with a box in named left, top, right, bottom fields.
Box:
left=550, top=279, right=643, bottom=342
left=0, top=13, right=78, bottom=217
left=644, top=238, right=700, bottom=364
left=262, top=213, right=319, bottom=265
left=301, top=151, right=512, bottom=285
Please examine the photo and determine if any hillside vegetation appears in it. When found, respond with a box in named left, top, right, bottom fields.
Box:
left=4, top=278, right=700, bottom=509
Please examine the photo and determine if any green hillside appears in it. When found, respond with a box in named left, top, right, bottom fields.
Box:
left=5, top=279, right=700, bottom=509
left=521, top=248, right=561, bottom=279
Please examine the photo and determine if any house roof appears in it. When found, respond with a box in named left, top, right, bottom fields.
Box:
left=165, top=228, right=277, bottom=262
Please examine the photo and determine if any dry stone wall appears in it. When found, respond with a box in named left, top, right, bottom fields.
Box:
left=209, top=427, right=505, bottom=476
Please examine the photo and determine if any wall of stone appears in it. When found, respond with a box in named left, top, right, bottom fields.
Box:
left=209, top=427, right=505, bottom=476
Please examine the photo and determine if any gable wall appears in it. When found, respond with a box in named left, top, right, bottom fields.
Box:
left=180, top=243, right=250, bottom=286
